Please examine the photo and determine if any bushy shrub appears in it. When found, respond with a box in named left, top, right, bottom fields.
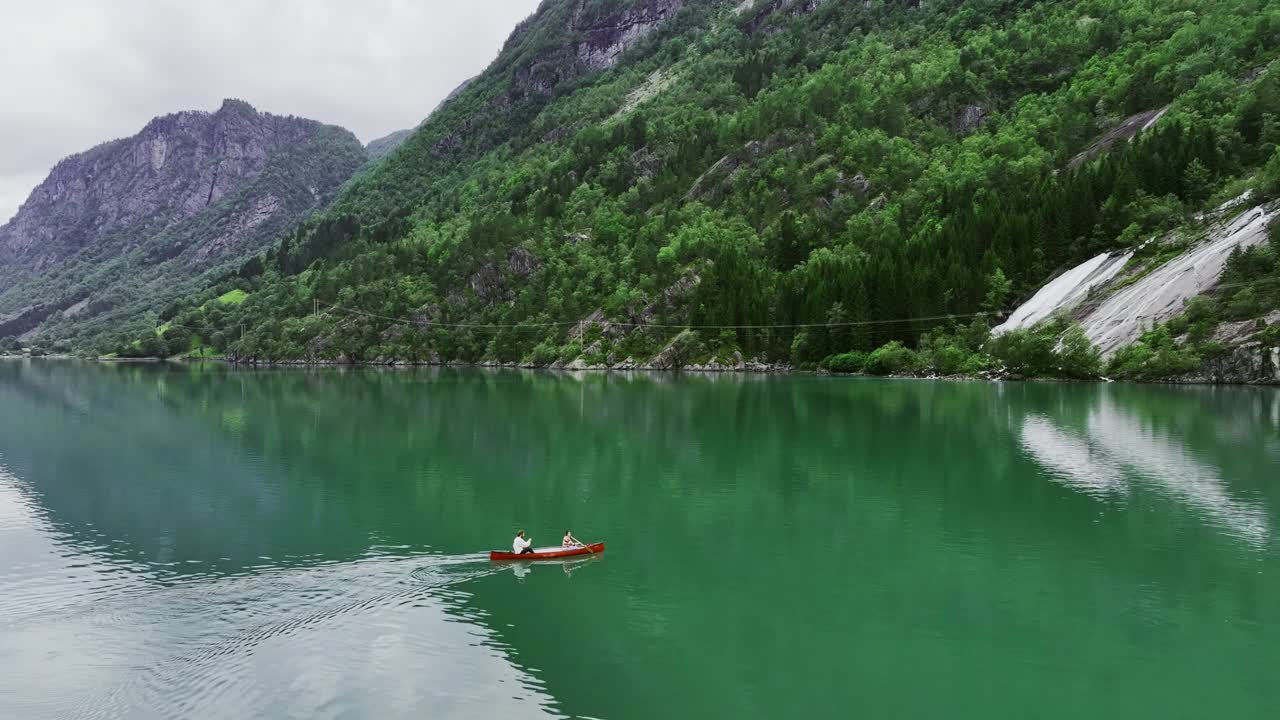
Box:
left=1199, top=340, right=1230, bottom=357
left=1122, top=191, right=1185, bottom=233
left=614, top=330, right=662, bottom=362
left=1227, top=286, right=1263, bottom=319
left=960, top=352, right=992, bottom=375
left=1260, top=147, right=1280, bottom=198
left=139, top=332, right=168, bottom=359
left=1109, top=344, right=1202, bottom=379
left=1259, top=323, right=1280, bottom=346
left=1055, top=324, right=1103, bottom=378
left=708, top=328, right=740, bottom=363
left=864, top=341, right=918, bottom=376
left=823, top=351, right=867, bottom=374
left=1107, top=326, right=1202, bottom=380
left=986, top=325, right=1058, bottom=376
left=790, top=329, right=819, bottom=366
left=917, top=328, right=987, bottom=376
left=987, top=318, right=1101, bottom=378
left=525, top=340, right=559, bottom=366
left=581, top=339, right=613, bottom=366
left=558, top=340, right=583, bottom=362
left=1204, top=176, right=1256, bottom=210
left=163, top=326, right=192, bottom=357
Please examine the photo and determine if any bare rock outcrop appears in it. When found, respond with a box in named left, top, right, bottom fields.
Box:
left=573, top=0, right=687, bottom=71
left=953, top=104, right=989, bottom=133
left=509, top=0, right=693, bottom=102
left=465, top=248, right=544, bottom=306
left=997, top=202, right=1280, bottom=367
left=740, top=0, right=828, bottom=35
left=685, top=133, right=804, bottom=201
left=508, top=247, right=542, bottom=276
left=641, top=329, right=701, bottom=369
left=192, top=194, right=284, bottom=263
left=1068, top=106, right=1169, bottom=168
left=1079, top=204, right=1277, bottom=356
left=469, top=263, right=507, bottom=303
left=1195, top=343, right=1280, bottom=384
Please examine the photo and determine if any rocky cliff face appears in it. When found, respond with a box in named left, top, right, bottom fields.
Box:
left=509, top=0, right=694, bottom=99
left=573, top=0, right=687, bottom=71
left=1195, top=339, right=1280, bottom=384
left=738, top=0, right=829, bottom=35
left=997, top=200, right=1277, bottom=359
left=0, top=99, right=366, bottom=342
left=0, top=99, right=350, bottom=280
left=996, top=199, right=1280, bottom=384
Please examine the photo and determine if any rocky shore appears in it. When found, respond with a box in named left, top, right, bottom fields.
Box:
left=210, top=343, right=1279, bottom=384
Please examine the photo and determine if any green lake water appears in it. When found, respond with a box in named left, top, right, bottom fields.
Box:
left=1, top=360, right=1278, bottom=719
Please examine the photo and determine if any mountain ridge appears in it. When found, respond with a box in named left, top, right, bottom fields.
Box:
left=366, top=76, right=480, bottom=161
left=0, top=98, right=367, bottom=343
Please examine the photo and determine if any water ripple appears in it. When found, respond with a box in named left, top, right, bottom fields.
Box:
left=1, top=470, right=556, bottom=720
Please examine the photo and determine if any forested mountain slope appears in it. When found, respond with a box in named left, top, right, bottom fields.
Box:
left=25, top=0, right=1280, bottom=378
left=365, top=77, right=478, bottom=161
left=0, top=100, right=366, bottom=348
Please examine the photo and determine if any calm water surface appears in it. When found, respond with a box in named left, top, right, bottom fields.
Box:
left=1, top=360, right=1278, bottom=719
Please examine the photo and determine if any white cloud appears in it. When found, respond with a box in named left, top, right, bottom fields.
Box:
left=0, top=0, right=541, bottom=222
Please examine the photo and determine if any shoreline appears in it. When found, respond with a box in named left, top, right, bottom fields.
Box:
left=51, top=353, right=1279, bottom=385
left=4, top=352, right=1272, bottom=385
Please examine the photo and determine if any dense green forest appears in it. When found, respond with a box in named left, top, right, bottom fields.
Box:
left=63, top=0, right=1280, bottom=374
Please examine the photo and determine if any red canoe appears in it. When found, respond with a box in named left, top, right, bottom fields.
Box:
left=490, top=543, right=605, bottom=560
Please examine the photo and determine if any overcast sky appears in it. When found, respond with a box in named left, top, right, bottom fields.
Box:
left=0, top=0, right=541, bottom=223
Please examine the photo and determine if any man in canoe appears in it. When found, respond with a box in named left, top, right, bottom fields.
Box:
left=513, top=530, right=535, bottom=555
left=563, top=530, right=583, bottom=547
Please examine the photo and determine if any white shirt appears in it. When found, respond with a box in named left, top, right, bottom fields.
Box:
left=513, top=535, right=531, bottom=553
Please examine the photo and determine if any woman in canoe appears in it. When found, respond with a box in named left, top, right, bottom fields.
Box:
left=563, top=530, right=583, bottom=547
left=513, top=530, right=535, bottom=555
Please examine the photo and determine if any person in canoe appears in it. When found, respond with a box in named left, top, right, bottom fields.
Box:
left=513, top=530, right=535, bottom=555
left=562, top=530, right=583, bottom=548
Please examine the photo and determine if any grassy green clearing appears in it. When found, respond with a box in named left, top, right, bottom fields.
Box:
left=216, top=289, right=249, bottom=306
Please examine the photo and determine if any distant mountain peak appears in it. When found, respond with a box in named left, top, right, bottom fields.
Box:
left=218, top=97, right=257, bottom=114
left=0, top=101, right=367, bottom=342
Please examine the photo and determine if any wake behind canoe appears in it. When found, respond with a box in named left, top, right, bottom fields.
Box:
left=490, top=543, right=605, bottom=560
